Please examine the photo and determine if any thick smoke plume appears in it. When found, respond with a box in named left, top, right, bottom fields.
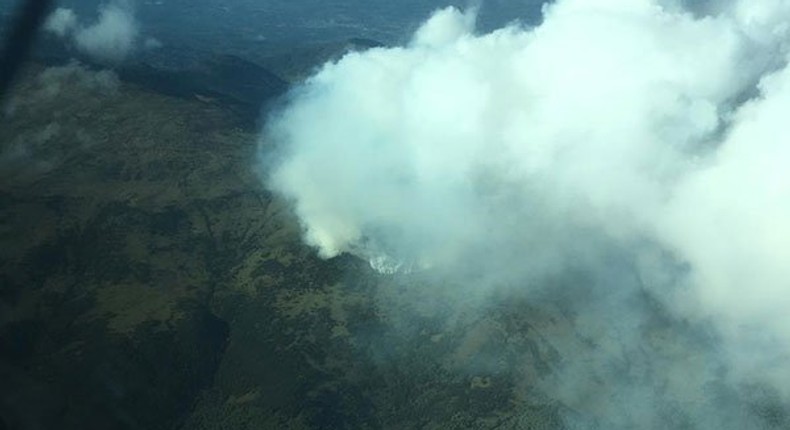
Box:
left=263, top=0, right=790, bottom=427
left=44, top=1, right=141, bottom=63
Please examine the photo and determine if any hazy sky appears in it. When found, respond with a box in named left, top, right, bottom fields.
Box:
left=24, top=0, right=546, bottom=49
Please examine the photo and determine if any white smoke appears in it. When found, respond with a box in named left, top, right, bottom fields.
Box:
left=262, top=0, right=790, bottom=427
left=45, top=2, right=143, bottom=63
left=74, top=2, right=139, bottom=63
left=44, top=8, right=78, bottom=38
left=1, top=62, right=118, bottom=180
left=661, top=62, right=790, bottom=394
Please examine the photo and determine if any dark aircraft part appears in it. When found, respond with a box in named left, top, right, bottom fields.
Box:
left=0, top=0, right=54, bottom=103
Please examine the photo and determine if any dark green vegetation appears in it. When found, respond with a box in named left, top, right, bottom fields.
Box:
left=0, top=60, right=578, bottom=429
left=0, top=62, right=569, bottom=429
